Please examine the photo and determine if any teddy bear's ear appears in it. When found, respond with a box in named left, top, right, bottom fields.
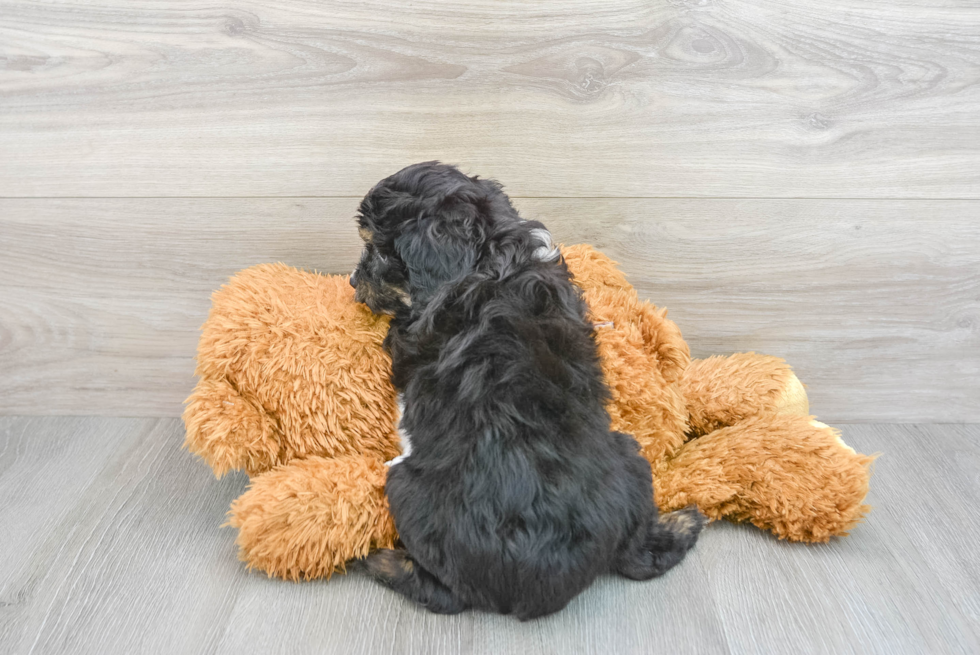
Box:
left=637, top=303, right=690, bottom=384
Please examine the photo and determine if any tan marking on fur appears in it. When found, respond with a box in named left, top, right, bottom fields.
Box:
left=659, top=510, right=698, bottom=534
left=358, top=227, right=373, bottom=241
left=377, top=552, right=407, bottom=578
left=369, top=550, right=414, bottom=579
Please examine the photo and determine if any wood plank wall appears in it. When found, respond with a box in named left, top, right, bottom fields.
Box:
left=1, top=0, right=978, bottom=421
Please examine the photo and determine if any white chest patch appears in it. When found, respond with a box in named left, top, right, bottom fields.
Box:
left=386, top=394, right=413, bottom=467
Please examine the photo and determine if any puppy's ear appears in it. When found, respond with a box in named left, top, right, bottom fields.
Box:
left=394, top=195, right=485, bottom=301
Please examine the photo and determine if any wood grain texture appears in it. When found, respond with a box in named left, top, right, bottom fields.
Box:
left=0, top=197, right=364, bottom=417
left=1, top=0, right=979, bottom=197
left=0, top=417, right=251, bottom=654
left=525, top=198, right=980, bottom=423
left=2, top=197, right=977, bottom=421
left=702, top=424, right=980, bottom=654
left=1, top=418, right=978, bottom=654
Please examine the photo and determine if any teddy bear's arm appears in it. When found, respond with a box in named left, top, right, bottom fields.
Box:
left=682, top=353, right=809, bottom=436
left=183, top=377, right=282, bottom=478
left=636, top=303, right=691, bottom=385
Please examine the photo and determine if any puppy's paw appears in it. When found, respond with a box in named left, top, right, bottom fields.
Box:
left=657, top=505, right=707, bottom=550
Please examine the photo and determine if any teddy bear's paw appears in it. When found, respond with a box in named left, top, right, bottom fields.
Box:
left=183, top=378, right=282, bottom=477
left=227, top=455, right=397, bottom=580
left=772, top=372, right=810, bottom=417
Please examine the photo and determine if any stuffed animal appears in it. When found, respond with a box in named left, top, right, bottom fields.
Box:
left=183, top=245, right=873, bottom=580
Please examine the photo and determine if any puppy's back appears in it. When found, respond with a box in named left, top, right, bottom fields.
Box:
left=378, top=264, right=669, bottom=618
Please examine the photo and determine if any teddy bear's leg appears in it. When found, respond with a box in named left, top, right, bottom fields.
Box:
left=183, top=378, right=282, bottom=477
left=682, top=353, right=810, bottom=435
left=653, top=414, right=874, bottom=542
left=227, top=455, right=397, bottom=580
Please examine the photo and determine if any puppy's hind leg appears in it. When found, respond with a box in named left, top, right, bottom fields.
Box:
left=616, top=506, right=706, bottom=581
left=353, top=548, right=468, bottom=614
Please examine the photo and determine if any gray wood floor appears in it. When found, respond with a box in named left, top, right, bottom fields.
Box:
left=1, top=417, right=977, bottom=654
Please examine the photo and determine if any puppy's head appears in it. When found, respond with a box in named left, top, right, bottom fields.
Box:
left=351, top=161, right=517, bottom=313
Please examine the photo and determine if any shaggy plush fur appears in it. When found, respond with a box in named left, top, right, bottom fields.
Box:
left=560, top=244, right=691, bottom=466
left=183, top=245, right=873, bottom=583
left=184, top=265, right=400, bottom=477
left=229, top=454, right=396, bottom=579
left=350, top=162, right=704, bottom=619
left=682, top=353, right=811, bottom=436
left=654, top=415, right=874, bottom=542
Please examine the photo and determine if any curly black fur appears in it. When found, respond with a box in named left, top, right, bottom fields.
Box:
left=350, top=162, right=704, bottom=620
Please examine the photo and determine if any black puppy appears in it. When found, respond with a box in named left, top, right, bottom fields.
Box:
left=351, top=162, right=703, bottom=620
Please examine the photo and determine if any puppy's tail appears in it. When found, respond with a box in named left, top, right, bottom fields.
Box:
left=616, top=506, right=706, bottom=581
left=351, top=548, right=467, bottom=614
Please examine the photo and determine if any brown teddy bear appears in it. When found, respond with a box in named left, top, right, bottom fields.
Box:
left=183, top=244, right=873, bottom=581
